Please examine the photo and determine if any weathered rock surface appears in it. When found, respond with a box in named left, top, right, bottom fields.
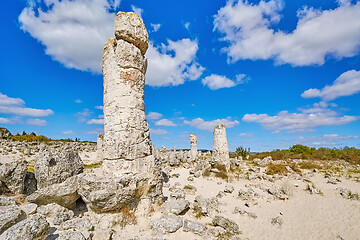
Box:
left=20, top=203, right=37, bottom=215
left=212, top=215, right=240, bottom=235
left=193, top=195, right=219, bottom=217
left=183, top=219, right=207, bottom=236
left=0, top=196, right=15, bottom=206
left=189, top=133, right=197, bottom=161
left=23, top=172, right=37, bottom=195
left=0, top=205, right=24, bottom=234
left=0, top=128, right=11, bottom=140
left=163, top=199, right=190, bottom=215
left=48, top=230, right=86, bottom=240
left=37, top=203, right=74, bottom=225
left=212, top=124, right=229, bottom=166
left=60, top=217, right=93, bottom=231
left=35, top=149, right=83, bottom=189
left=102, top=11, right=151, bottom=161
left=27, top=175, right=79, bottom=209
left=0, top=214, right=50, bottom=240
left=0, top=160, right=27, bottom=194
left=150, top=214, right=183, bottom=234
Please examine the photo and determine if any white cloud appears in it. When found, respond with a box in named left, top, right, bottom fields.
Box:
left=87, top=118, right=104, bottom=124
left=0, top=92, right=53, bottom=117
left=19, top=0, right=119, bottom=73
left=150, top=128, right=169, bottom=135
left=296, top=134, right=359, bottom=147
left=95, top=106, right=103, bottom=110
left=62, top=130, right=75, bottom=135
left=214, top=0, right=360, bottom=66
left=184, top=22, right=190, bottom=30
left=0, top=117, right=19, bottom=124
left=146, top=39, right=204, bottom=87
left=85, top=128, right=104, bottom=134
left=155, top=119, right=177, bottom=127
left=26, top=118, right=47, bottom=126
left=184, top=117, right=239, bottom=131
left=75, top=99, right=82, bottom=103
left=150, top=23, right=161, bottom=32
left=243, top=107, right=358, bottom=133
left=147, top=112, right=163, bottom=120
left=239, top=132, right=253, bottom=137
left=301, top=70, right=360, bottom=101
left=75, top=108, right=91, bottom=122
left=131, top=5, right=143, bottom=19
left=202, top=74, right=248, bottom=90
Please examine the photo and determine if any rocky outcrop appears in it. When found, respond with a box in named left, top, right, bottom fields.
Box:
left=0, top=205, right=24, bottom=234
left=27, top=176, right=79, bottom=209
left=212, top=124, right=230, bottom=168
left=35, top=149, right=83, bottom=189
left=102, top=11, right=151, bottom=161
left=189, top=133, right=197, bottom=161
left=0, top=214, right=50, bottom=240
left=0, top=160, right=27, bottom=194
left=0, top=128, right=11, bottom=139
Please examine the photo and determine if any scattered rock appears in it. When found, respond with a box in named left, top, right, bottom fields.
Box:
left=224, top=184, right=234, bottom=193
left=37, top=203, right=74, bottom=225
left=0, top=214, right=50, bottom=240
left=164, top=199, right=190, bottom=215
left=0, top=205, right=24, bottom=234
left=193, top=195, right=219, bottom=217
left=151, top=214, right=183, bottom=234
left=20, top=203, right=37, bottom=215
left=27, top=175, right=79, bottom=209
left=60, top=217, right=93, bottom=231
left=35, top=149, right=83, bottom=189
left=0, top=160, right=27, bottom=194
left=212, top=215, right=240, bottom=235
left=271, top=216, right=283, bottom=227
left=183, top=219, right=207, bottom=236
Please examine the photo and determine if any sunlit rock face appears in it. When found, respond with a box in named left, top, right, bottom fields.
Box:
left=102, top=12, right=152, bottom=161
left=212, top=123, right=230, bottom=167
left=189, top=133, right=197, bottom=161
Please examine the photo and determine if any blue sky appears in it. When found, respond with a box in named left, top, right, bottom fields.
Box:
left=1, top=0, right=360, bottom=152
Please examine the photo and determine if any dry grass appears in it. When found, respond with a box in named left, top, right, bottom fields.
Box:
left=119, top=207, right=137, bottom=228
left=214, top=163, right=229, bottom=181
left=298, top=161, right=322, bottom=170
left=27, top=160, right=35, bottom=173
left=266, top=163, right=288, bottom=175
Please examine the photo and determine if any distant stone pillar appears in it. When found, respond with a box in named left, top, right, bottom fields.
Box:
left=212, top=124, right=230, bottom=167
left=189, top=133, right=197, bottom=161
left=102, top=12, right=152, bottom=161
left=96, top=134, right=103, bottom=162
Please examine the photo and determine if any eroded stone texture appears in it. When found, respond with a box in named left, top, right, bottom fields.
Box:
left=212, top=124, right=230, bottom=166
left=0, top=160, right=27, bottom=194
left=102, top=12, right=151, bottom=161
left=189, top=133, right=197, bottom=161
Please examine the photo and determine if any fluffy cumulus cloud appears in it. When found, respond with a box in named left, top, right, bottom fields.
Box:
left=131, top=5, right=143, bottom=19
left=296, top=134, right=359, bottom=147
left=19, top=0, right=120, bottom=73
left=243, top=105, right=358, bottom=133
left=150, top=128, right=168, bottom=135
left=62, top=130, right=75, bottom=135
left=146, top=112, right=163, bottom=120
left=0, top=92, right=53, bottom=117
left=146, top=39, right=205, bottom=87
left=155, top=119, right=177, bottom=126
left=202, top=74, right=248, bottom=90
left=302, top=70, right=360, bottom=101
left=214, top=0, right=360, bottom=66
left=184, top=117, right=239, bottom=131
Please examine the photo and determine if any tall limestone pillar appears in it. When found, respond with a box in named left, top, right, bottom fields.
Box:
left=189, top=133, right=197, bottom=161
left=212, top=123, right=230, bottom=169
left=102, top=12, right=152, bottom=161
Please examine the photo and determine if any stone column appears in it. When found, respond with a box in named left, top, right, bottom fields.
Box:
left=102, top=12, right=152, bottom=161
left=96, top=134, right=103, bottom=162
left=212, top=123, right=230, bottom=168
left=189, top=133, right=197, bottom=161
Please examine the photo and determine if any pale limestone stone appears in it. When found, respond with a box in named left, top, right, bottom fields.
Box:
left=212, top=124, right=230, bottom=168
left=96, top=134, right=103, bottom=162
left=189, top=133, right=197, bottom=161
left=114, top=12, right=149, bottom=55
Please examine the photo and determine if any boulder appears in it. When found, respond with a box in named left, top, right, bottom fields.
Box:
left=27, top=175, right=79, bottom=209
left=0, top=205, right=24, bottom=234
left=150, top=214, right=183, bottom=234
left=37, top=203, right=74, bottom=225
left=163, top=199, right=190, bottom=215
left=0, top=160, right=27, bottom=194
left=193, top=195, right=219, bottom=217
left=0, top=214, right=50, bottom=240
left=212, top=215, right=240, bottom=235
left=60, top=217, right=93, bottom=231
left=47, top=230, right=86, bottom=240
left=35, top=149, right=83, bottom=189
left=183, top=219, right=207, bottom=236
